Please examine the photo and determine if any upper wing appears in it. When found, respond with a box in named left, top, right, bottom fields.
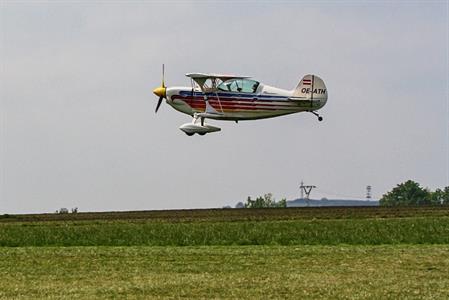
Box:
left=186, top=73, right=251, bottom=92
left=186, top=73, right=250, bottom=81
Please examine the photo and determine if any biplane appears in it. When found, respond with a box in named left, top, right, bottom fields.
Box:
left=153, top=66, right=328, bottom=135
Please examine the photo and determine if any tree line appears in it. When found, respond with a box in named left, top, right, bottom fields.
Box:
left=237, top=193, right=287, bottom=208
left=380, top=180, right=449, bottom=206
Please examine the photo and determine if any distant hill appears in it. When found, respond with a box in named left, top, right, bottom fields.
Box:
left=287, top=198, right=379, bottom=207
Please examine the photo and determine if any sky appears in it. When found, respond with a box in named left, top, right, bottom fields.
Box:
left=1, top=1, right=448, bottom=213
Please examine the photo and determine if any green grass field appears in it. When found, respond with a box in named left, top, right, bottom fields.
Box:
left=1, top=217, right=449, bottom=246
left=1, top=207, right=449, bottom=299
left=1, top=245, right=448, bottom=299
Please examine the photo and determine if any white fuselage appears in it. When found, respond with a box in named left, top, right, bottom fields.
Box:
left=165, top=83, right=326, bottom=121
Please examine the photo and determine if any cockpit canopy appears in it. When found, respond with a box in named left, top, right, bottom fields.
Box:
left=217, top=79, right=260, bottom=93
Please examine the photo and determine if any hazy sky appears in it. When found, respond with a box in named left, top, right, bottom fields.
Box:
left=1, top=1, right=448, bottom=213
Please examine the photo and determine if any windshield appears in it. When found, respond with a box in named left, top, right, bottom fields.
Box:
left=218, top=79, right=259, bottom=93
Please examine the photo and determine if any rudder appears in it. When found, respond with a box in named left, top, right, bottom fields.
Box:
left=292, top=74, right=327, bottom=100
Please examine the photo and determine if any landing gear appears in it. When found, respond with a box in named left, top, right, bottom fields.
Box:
left=191, top=113, right=205, bottom=126
left=185, top=132, right=205, bottom=136
left=310, top=111, right=323, bottom=122
left=179, top=113, right=222, bottom=136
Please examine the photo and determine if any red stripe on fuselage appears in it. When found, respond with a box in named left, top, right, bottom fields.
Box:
left=172, top=95, right=297, bottom=112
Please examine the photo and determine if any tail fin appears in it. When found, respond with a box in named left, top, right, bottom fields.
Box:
left=292, top=75, right=327, bottom=100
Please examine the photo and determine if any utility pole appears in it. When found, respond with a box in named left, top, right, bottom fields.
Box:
left=300, top=181, right=316, bottom=207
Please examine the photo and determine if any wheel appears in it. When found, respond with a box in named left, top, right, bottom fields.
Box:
left=186, top=132, right=194, bottom=136
left=198, top=132, right=206, bottom=136
left=318, top=116, right=323, bottom=122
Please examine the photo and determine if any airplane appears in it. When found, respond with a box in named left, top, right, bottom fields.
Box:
left=153, top=65, right=328, bottom=136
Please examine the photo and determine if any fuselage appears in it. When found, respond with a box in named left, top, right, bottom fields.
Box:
left=165, top=83, right=327, bottom=121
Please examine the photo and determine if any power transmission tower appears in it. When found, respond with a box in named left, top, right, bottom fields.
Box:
left=366, top=185, right=372, bottom=200
left=300, top=182, right=316, bottom=207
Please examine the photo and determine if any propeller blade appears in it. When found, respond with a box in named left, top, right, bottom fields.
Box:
left=155, top=96, right=163, bottom=113
left=162, top=64, right=165, bottom=88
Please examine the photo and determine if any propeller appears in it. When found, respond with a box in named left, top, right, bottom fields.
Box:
left=153, top=64, right=167, bottom=113
left=155, top=95, right=163, bottom=113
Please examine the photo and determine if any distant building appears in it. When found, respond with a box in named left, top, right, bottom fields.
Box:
left=235, top=202, right=244, bottom=209
left=287, top=198, right=379, bottom=207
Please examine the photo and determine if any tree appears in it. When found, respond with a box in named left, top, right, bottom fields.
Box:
left=380, top=180, right=431, bottom=206
left=442, top=187, right=449, bottom=204
left=276, top=198, right=287, bottom=208
left=430, top=187, right=449, bottom=205
left=244, top=193, right=287, bottom=208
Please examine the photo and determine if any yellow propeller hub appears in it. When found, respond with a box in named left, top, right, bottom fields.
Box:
left=153, top=86, right=166, bottom=98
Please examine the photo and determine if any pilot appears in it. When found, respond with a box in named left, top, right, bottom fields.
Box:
left=252, top=83, right=258, bottom=93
